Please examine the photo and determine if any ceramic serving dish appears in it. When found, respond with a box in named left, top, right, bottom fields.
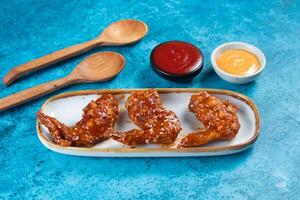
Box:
left=36, top=88, right=260, bottom=157
left=211, top=42, right=266, bottom=84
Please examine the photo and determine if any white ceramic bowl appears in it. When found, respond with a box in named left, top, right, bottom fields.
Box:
left=211, top=42, right=266, bottom=84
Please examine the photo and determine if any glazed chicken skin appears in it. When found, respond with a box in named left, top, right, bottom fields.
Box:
left=178, top=91, right=240, bottom=148
left=37, top=94, right=118, bottom=147
left=110, top=89, right=182, bottom=146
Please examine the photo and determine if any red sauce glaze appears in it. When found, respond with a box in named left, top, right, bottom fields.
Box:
left=151, top=41, right=202, bottom=75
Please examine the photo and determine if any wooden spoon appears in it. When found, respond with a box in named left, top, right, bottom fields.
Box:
left=3, top=19, right=147, bottom=85
left=0, top=52, right=125, bottom=112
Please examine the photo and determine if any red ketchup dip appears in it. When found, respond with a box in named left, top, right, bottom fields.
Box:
left=150, top=41, right=203, bottom=79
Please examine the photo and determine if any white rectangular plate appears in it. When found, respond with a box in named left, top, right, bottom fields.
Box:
left=37, top=88, right=260, bottom=157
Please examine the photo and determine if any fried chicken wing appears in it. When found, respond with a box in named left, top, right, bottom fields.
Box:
left=37, top=94, right=118, bottom=147
left=178, top=91, right=240, bottom=148
left=110, top=90, right=181, bottom=146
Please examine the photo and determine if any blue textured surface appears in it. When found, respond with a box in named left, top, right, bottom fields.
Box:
left=1, top=0, right=300, bottom=199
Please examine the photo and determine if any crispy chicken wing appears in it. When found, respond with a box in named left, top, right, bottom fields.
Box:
left=110, top=90, right=181, bottom=146
left=178, top=91, right=240, bottom=147
left=37, top=94, right=118, bottom=147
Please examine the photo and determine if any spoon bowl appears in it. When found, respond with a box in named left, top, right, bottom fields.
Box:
left=73, top=52, right=125, bottom=82
left=99, top=19, right=148, bottom=45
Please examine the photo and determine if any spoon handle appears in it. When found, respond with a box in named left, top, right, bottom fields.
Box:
left=0, top=76, right=76, bottom=112
left=3, top=39, right=101, bottom=86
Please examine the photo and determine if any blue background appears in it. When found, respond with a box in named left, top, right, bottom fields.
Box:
left=1, top=0, right=299, bottom=199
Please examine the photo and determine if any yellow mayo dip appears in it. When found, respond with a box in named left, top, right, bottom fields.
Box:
left=216, top=49, right=260, bottom=76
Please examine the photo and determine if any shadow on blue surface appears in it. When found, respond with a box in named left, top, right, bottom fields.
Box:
left=47, top=146, right=253, bottom=179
